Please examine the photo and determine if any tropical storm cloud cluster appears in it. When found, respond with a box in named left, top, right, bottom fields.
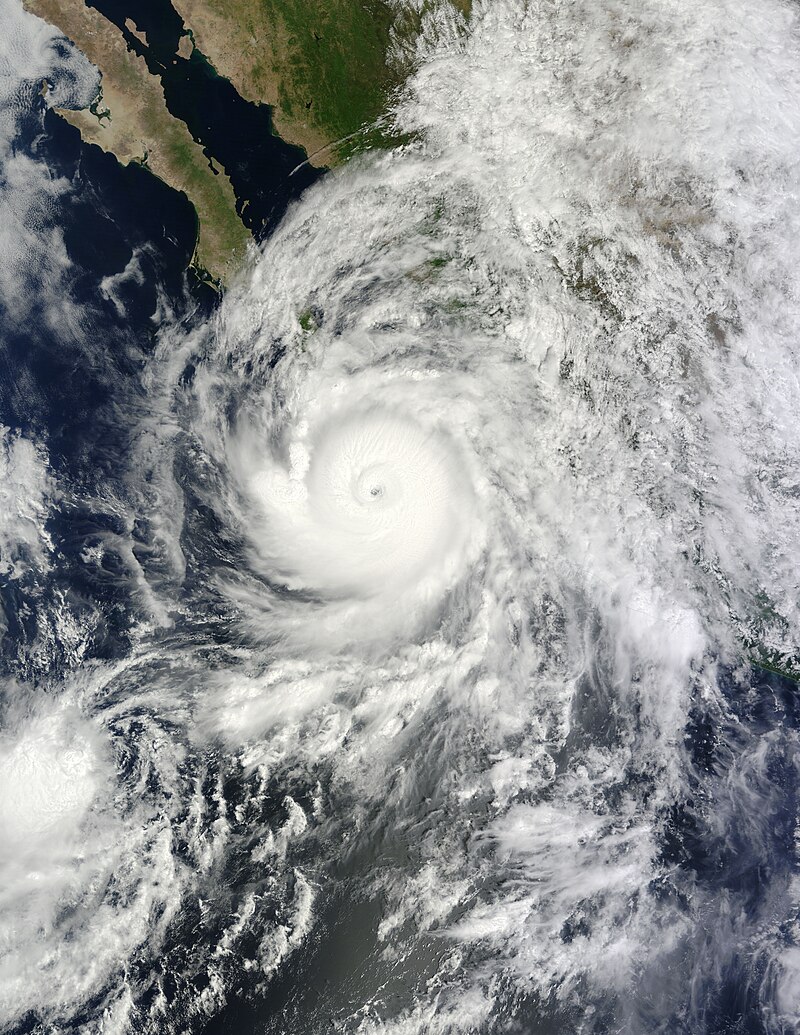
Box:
left=1, top=0, right=800, bottom=1032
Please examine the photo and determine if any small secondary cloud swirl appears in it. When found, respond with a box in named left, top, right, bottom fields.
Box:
left=2, top=0, right=800, bottom=1031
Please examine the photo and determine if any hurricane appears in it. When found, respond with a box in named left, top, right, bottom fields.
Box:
left=230, top=394, right=481, bottom=630
left=3, top=0, right=800, bottom=1031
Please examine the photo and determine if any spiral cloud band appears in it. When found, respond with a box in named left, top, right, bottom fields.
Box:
left=243, top=405, right=478, bottom=601
left=3, top=0, right=800, bottom=1031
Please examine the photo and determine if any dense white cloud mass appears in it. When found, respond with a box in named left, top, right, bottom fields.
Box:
left=244, top=408, right=477, bottom=598
left=2, top=0, right=800, bottom=1031
left=0, top=707, right=99, bottom=841
left=0, top=427, right=54, bottom=579
left=225, top=377, right=484, bottom=644
left=177, top=0, right=800, bottom=1023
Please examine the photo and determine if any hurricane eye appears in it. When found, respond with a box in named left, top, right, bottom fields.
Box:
left=244, top=409, right=475, bottom=599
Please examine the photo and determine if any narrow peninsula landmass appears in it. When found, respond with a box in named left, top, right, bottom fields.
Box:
left=23, top=0, right=471, bottom=283
left=27, top=0, right=249, bottom=281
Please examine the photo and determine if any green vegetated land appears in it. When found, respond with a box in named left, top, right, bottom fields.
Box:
left=30, top=0, right=471, bottom=281
left=276, top=0, right=471, bottom=155
left=264, top=0, right=403, bottom=152
left=174, top=0, right=471, bottom=161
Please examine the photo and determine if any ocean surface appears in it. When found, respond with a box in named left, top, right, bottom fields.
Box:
left=84, top=0, right=322, bottom=236
left=1, top=0, right=800, bottom=1033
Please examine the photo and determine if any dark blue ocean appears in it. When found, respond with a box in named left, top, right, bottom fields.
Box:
left=2, top=3, right=800, bottom=1034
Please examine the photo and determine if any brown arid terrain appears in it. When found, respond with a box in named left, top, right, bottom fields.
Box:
left=23, top=0, right=470, bottom=282
left=25, top=0, right=249, bottom=281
